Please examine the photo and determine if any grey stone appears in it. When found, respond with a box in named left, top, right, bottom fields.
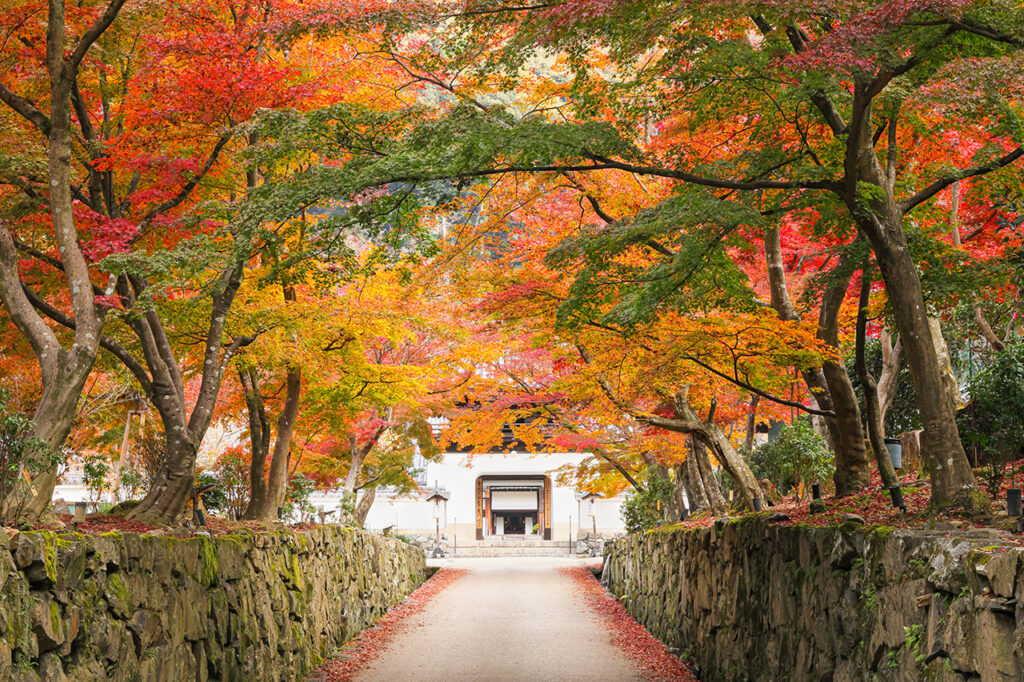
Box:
left=0, top=527, right=424, bottom=681
left=924, top=592, right=947, bottom=663
left=37, top=653, right=66, bottom=682
left=602, top=518, right=1024, bottom=682
left=31, top=594, right=65, bottom=652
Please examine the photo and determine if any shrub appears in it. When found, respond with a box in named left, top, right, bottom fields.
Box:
left=621, top=472, right=675, bottom=533
left=958, top=342, right=1024, bottom=491
left=0, top=390, right=60, bottom=523
left=749, top=417, right=834, bottom=497
left=83, top=453, right=111, bottom=503
left=282, top=472, right=316, bottom=520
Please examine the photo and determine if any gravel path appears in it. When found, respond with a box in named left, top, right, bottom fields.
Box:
left=354, top=557, right=645, bottom=681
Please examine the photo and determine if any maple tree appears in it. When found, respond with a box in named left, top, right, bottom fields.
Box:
left=286, top=273, right=467, bottom=526
left=0, top=0, right=132, bottom=522
left=326, top=0, right=1024, bottom=511
left=1, top=0, right=1022, bottom=529
left=0, top=0, right=441, bottom=523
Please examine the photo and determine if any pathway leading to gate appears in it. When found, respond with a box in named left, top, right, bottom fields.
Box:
left=355, top=557, right=646, bottom=681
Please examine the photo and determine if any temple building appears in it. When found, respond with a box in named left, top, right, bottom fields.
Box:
left=360, top=449, right=627, bottom=543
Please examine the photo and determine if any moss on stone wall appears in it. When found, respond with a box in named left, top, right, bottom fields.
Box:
left=0, top=526, right=424, bottom=681
left=604, top=521, right=1024, bottom=682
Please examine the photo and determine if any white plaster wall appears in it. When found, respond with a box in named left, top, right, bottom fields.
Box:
left=53, top=449, right=630, bottom=536
left=360, top=451, right=628, bottom=538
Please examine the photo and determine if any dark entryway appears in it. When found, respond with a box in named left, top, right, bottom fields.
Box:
left=503, top=514, right=526, bottom=534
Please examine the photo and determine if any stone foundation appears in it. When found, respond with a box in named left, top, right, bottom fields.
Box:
left=604, top=518, right=1024, bottom=681
left=0, top=525, right=424, bottom=681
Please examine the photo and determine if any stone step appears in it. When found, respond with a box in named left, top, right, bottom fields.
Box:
left=455, top=540, right=571, bottom=549
left=450, top=547, right=577, bottom=557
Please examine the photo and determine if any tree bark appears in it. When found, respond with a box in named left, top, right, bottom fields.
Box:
left=239, top=369, right=271, bottom=519
left=927, top=317, right=961, bottom=410
left=354, top=486, right=376, bottom=528
left=855, top=264, right=898, bottom=487
left=680, top=461, right=699, bottom=510
left=264, top=366, right=301, bottom=514
left=877, top=331, right=902, bottom=425
left=683, top=448, right=708, bottom=511
left=871, top=233, right=983, bottom=508
left=0, top=0, right=128, bottom=522
left=657, top=463, right=680, bottom=522
left=974, top=307, right=1006, bottom=353
left=340, top=439, right=373, bottom=525
left=239, top=364, right=301, bottom=521
left=763, top=225, right=871, bottom=496
left=845, top=81, right=985, bottom=511
left=126, top=264, right=249, bottom=525
left=667, top=393, right=762, bottom=509
left=743, top=395, right=759, bottom=455
left=691, top=436, right=728, bottom=513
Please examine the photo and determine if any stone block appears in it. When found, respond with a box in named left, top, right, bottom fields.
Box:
left=978, top=551, right=1018, bottom=599
left=0, top=527, right=423, bottom=682
left=924, top=593, right=948, bottom=663
left=31, top=594, right=66, bottom=653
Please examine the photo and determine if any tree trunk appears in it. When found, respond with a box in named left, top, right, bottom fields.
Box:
left=127, top=437, right=198, bottom=525
left=240, top=369, right=271, bottom=520
left=265, top=366, right=301, bottom=514
left=877, top=331, right=902, bottom=425
left=844, top=81, right=984, bottom=512
left=974, top=307, right=1006, bottom=353
left=743, top=395, right=759, bottom=454
left=691, top=437, right=728, bottom=514
left=855, top=264, right=898, bottom=487
left=125, top=265, right=248, bottom=525
left=927, top=317, right=961, bottom=409
left=763, top=225, right=871, bottom=496
left=670, top=394, right=762, bottom=509
left=0, top=383, right=83, bottom=522
left=683, top=448, right=709, bottom=511
left=817, top=246, right=873, bottom=496
left=674, top=463, right=691, bottom=512
left=0, top=0, right=127, bottom=522
left=240, top=365, right=301, bottom=521
left=872, top=232, right=984, bottom=509
left=656, top=463, right=679, bottom=522
left=354, top=486, right=376, bottom=528
left=340, top=440, right=370, bottom=526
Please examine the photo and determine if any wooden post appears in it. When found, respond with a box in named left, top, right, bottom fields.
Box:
left=544, top=476, right=552, bottom=540
left=475, top=477, right=484, bottom=540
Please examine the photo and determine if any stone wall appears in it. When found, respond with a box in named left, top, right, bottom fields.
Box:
left=401, top=533, right=449, bottom=556
left=0, top=525, right=424, bottom=681
left=604, top=517, right=1024, bottom=681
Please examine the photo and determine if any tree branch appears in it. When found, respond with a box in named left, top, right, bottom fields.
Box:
left=68, top=0, right=130, bottom=70
left=581, top=152, right=841, bottom=192
left=13, top=239, right=106, bottom=296
left=138, top=130, right=234, bottom=227
left=0, top=83, right=51, bottom=136
left=900, top=147, right=1024, bottom=214
left=21, top=282, right=153, bottom=393
left=0, top=226, right=60, bottom=381
left=445, top=3, right=554, bottom=18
